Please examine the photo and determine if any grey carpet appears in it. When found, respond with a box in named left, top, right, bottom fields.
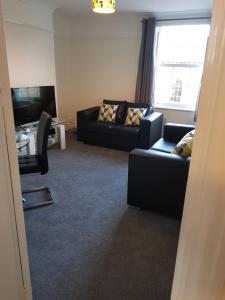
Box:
left=22, top=133, right=180, bottom=300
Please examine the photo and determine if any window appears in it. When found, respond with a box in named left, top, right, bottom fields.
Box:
left=154, top=23, right=210, bottom=111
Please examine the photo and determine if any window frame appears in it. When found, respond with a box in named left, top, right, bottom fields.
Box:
left=153, top=18, right=210, bottom=111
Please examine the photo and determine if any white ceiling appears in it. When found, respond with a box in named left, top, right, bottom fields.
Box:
left=35, top=0, right=212, bottom=15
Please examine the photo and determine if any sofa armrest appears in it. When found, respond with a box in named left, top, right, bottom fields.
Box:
left=77, top=106, right=100, bottom=121
left=127, top=149, right=190, bottom=218
left=130, top=148, right=190, bottom=167
left=139, top=112, right=163, bottom=149
left=163, top=123, right=195, bottom=143
left=77, top=106, right=100, bottom=141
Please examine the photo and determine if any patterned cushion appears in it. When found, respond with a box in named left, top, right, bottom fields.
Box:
left=103, top=100, right=127, bottom=124
left=97, top=104, right=119, bottom=123
left=171, top=130, right=195, bottom=157
left=126, top=102, right=152, bottom=116
left=124, top=108, right=147, bottom=126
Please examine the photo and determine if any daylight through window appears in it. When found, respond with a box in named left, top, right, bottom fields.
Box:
left=154, top=23, right=210, bottom=110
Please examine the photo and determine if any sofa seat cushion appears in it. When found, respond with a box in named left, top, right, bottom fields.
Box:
left=151, top=138, right=176, bottom=153
left=111, top=125, right=140, bottom=138
left=86, top=121, right=113, bottom=134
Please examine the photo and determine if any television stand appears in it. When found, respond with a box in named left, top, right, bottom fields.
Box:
left=52, top=123, right=66, bottom=150
left=17, top=122, right=66, bottom=150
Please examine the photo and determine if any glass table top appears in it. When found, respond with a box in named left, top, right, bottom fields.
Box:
left=16, top=132, right=30, bottom=150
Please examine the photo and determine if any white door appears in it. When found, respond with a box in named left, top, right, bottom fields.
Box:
left=0, top=0, right=32, bottom=299
left=171, top=0, right=225, bottom=299
left=0, top=98, right=26, bottom=300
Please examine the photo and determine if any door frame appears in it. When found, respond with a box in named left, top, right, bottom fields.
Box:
left=0, top=0, right=32, bottom=299
left=171, top=0, right=225, bottom=299
left=1, top=0, right=225, bottom=298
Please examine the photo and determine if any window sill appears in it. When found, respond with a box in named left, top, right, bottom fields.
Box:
left=154, top=105, right=195, bottom=112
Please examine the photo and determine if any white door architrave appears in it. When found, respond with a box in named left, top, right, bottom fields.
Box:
left=0, top=0, right=32, bottom=299
left=171, top=0, right=225, bottom=299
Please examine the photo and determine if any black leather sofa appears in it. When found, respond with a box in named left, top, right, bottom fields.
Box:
left=77, top=100, right=163, bottom=151
left=127, top=123, right=195, bottom=218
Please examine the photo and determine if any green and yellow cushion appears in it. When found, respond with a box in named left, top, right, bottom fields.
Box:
left=171, top=130, right=195, bottom=157
left=97, top=103, right=119, bottom=123
left=124, top=108, right=147, bottom=126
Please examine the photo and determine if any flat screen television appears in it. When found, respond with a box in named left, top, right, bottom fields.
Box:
left=11, top=85, right=57, bottom=126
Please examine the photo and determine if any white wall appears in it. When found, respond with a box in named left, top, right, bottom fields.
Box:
left=2, top=0, right=199, bottom=127
left=54, top=11, right=197, bottom=127
left=54, top=12, right=142, bottom=125
left=3, top=0, right=56, bottom=100
left=155, top=108, right=195, bottom=125
left=5, top=22, right=56, bottom=88
left=3, top=0, right=53, bottom=30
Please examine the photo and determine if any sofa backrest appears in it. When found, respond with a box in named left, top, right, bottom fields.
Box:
left=163, top=123, right=196, bottom=143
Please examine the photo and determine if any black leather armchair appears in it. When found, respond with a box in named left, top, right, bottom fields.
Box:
left=77, top=101, right=163, bottom=151
left=127, top=123, right=195, bottom=218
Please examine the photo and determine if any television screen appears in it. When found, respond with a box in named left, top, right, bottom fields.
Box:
left=11, top=85, right=57, bottom=126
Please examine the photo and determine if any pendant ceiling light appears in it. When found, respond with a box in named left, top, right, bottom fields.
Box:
left=92, top=0, right=116, bottom=14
